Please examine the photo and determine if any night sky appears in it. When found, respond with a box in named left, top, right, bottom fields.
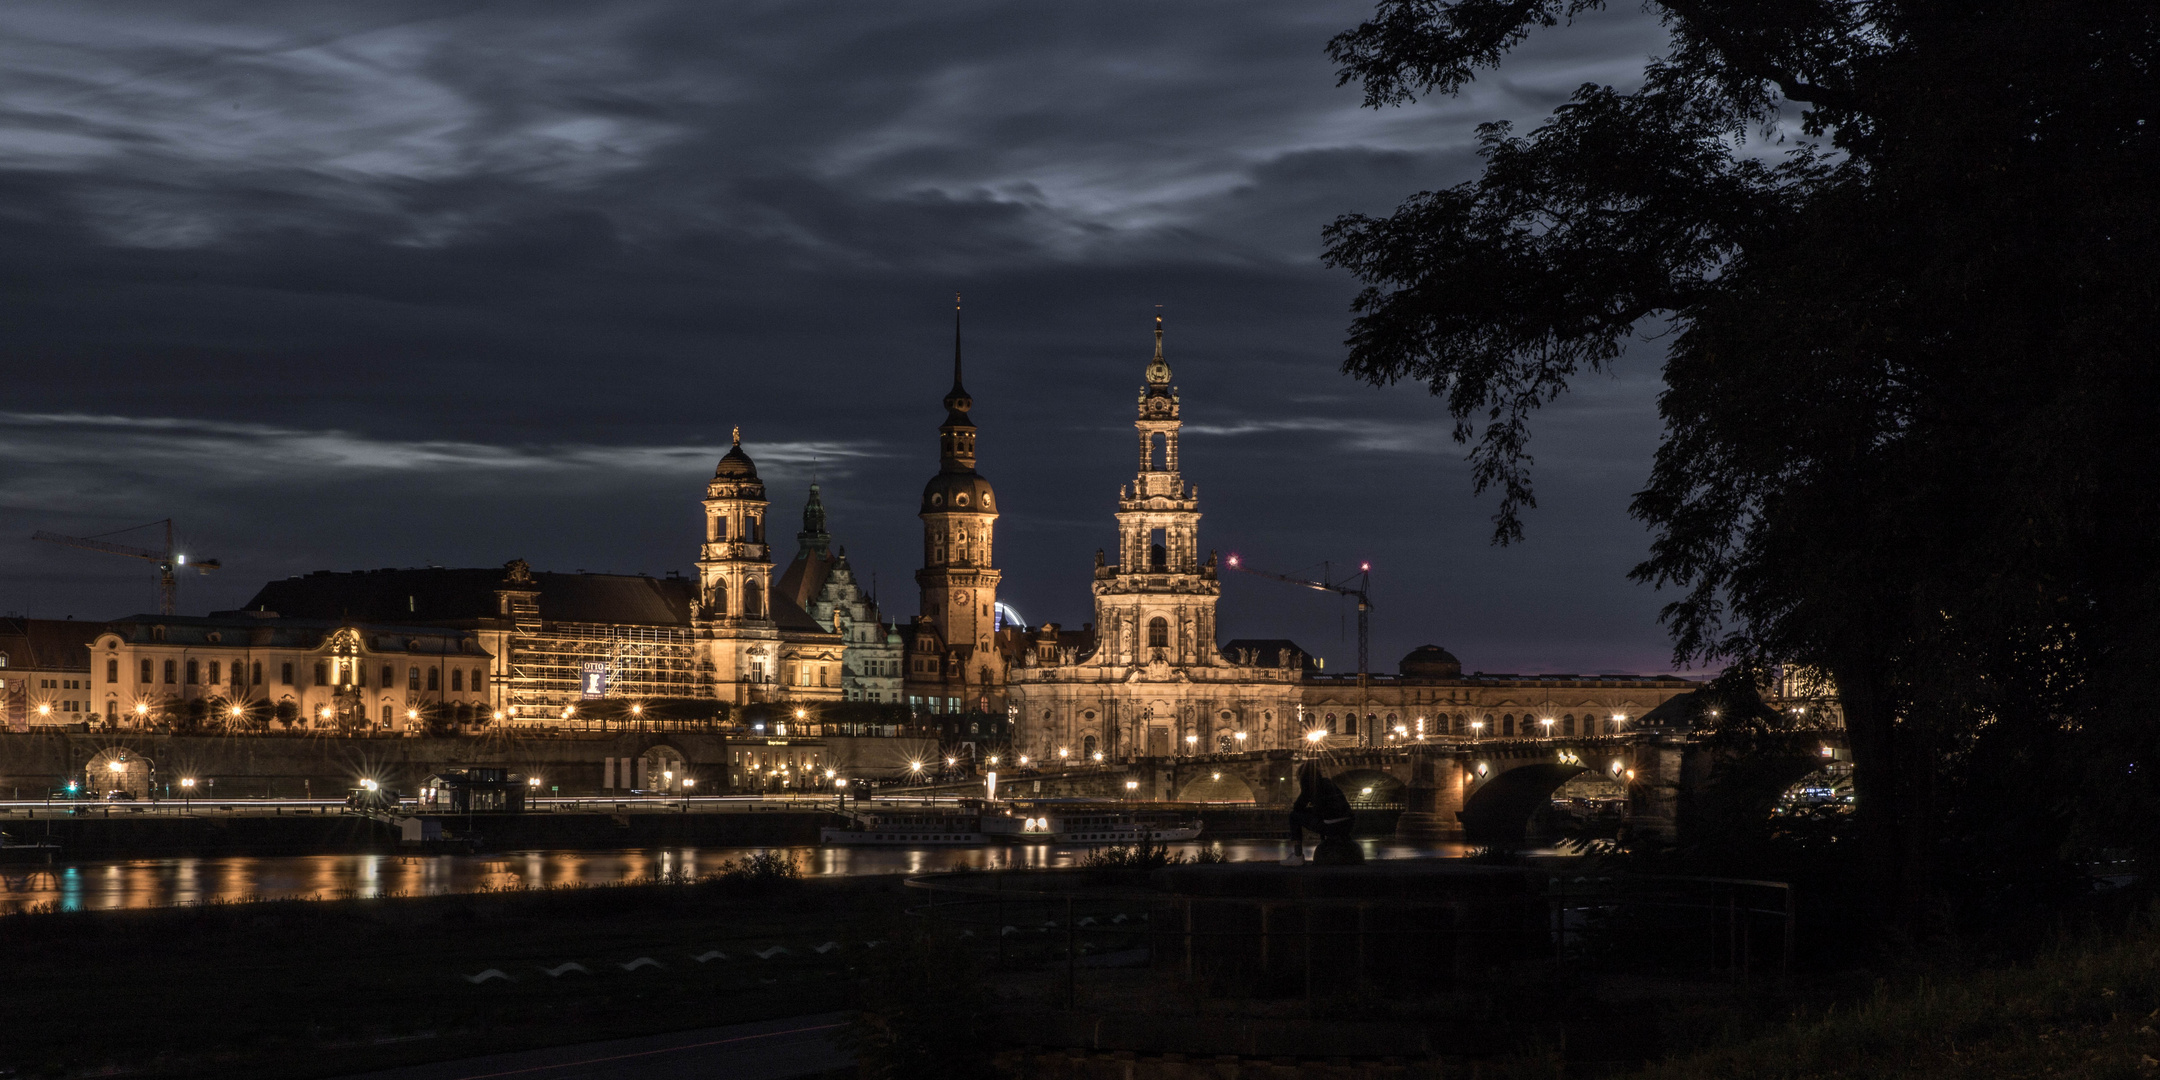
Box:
left=0, top=1, right=1693, bottom=677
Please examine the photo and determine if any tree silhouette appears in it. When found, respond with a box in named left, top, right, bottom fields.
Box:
left=1325, top=0, right=2159, bottom=927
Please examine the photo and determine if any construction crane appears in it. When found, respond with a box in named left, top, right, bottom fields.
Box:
left=1224, top=554, right=1373, bottom=746
left=32, top=519, right=220, bottom=616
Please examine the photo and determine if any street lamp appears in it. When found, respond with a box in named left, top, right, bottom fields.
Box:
left=1234, top=731, right=1247, bottom=748
left=1017, top=755, right=1028, bottom=766
left=1092, top=751, right=1104, bottom=762
left=1057, top=747, right=1068, bottom=760
left=1539, top=717, right=1555, bottom=737
left=1184, top=733, right=1198, bottom=754
left=1305, top=729, right=1326, bottom=745
left=1471, top=720, right=1485, bottom=740
left=180, top=777, right=194, bottom=812
left=318, top=705, right=332, bottom=721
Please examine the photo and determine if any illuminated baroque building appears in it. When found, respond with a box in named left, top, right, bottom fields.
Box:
left=214, top=432, right=853, bottom=726
left=904, top=306, right=1005, bottom=717
left=1005, top=320, right=1305, bottom=761
left=775, top=484, right=904, bottom=703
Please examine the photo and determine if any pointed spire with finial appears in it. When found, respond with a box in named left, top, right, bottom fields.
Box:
left=944, top=292, right=973, bottom=420
left=937, top=293, right=978, bottom=471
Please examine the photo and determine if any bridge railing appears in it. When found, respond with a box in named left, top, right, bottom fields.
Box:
left=903, top=867, right=1793, bottom=1012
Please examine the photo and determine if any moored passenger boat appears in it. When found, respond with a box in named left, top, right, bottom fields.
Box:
left=980, top=804, right=1202, bottom=845
left=819, top=809, right=988, bottom=846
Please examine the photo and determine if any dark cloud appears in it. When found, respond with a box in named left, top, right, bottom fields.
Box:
left=0, top=0, right=1692, bottom=674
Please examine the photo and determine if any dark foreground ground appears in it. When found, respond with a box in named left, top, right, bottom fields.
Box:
left=0, top=870, right=893, bottom=1079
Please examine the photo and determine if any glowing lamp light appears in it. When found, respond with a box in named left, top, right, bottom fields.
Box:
left=228, top=705, right=243, bottom=718
left=493, top=711, right=505, bottom=721
left=1125, top=780, right=1139, bottom=790
left=528, top=776, right=541, bottom=787
left=1305, top=730, right=1326, bottom=744
left=825, top=769, right=836, bottom=778
left=134, top=703, right=149, bottom=716
left=908, top=760, right=924, bottom=773
left=1092, top=752, right=1104, bottom=762
left=1057, top=747, right=1069, bottom=759
left=946, top=757, right=956, bottom=767
left=630, top=704, right=643, bottom=716
left=683, top=778, right=695, bottom=789
left=319, top=706, right=332, bottom=720
left=1184, top=734, right=1197, bottom=746
left=108, top=760, right=124, bottom=773
left=37, top=704, right=50, bottom=716
left=795, top=708, right=807, bottom=719
left=1227, top=554, right=1240, bottom=567
left=360, top=778, right=378, bottom=791
left=406, top=708, right=419, bottom=720
left=1360, top=562, right=1370, bottom=571
left=181, top=778, right=195, bottom=788
left=1018, top=755, right=1028, bottom=765
left=1234, top=731, right=1247, bottom=743
left=988, top=755, right=999, bottom=766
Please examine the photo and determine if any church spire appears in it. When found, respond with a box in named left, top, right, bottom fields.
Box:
left=798, top=482, right=830, bottom=554
left=938, top=294, right=977, bottom=471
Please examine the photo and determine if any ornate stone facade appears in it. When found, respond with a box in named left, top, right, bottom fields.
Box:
left=1006, top=320, right=1305, bottom=762
left=776, top=484, right=904, bottom=703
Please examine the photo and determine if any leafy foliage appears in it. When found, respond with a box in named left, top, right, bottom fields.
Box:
left=1323, top=0, right=2160, bottom=925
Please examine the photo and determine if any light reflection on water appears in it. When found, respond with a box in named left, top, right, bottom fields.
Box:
left=0, top=839, right=1473, bottom=914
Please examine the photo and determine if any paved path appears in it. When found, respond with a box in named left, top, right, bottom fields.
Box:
left=330, top=1012, right=853, bottom=1080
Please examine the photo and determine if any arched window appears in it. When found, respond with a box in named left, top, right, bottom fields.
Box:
left=427, top=667, right=440, bottom=691
left=408, top=666, right=420, bottom=690
left=381, top=704, right=392, bottom=724
left=251, top=661, right=262, bottom=686
left=1502, top=714, right=1515, bottom=737
left=1218, top=734, right=1233, bottom=754
left=451, top=669, right=463, bottom=692
left=1562, top=713, right=1576, bottom=736
left=1083, top=734, right=1097, bottom=759
left=473, top=668, right=486, bottom=691
left=744, top=578, right=764, bottom=617
left=711, top=579, right=728, bottom=615
left=1147, top=617, right=1169, bottom=648
left=186, top=660, right=199, bottom=685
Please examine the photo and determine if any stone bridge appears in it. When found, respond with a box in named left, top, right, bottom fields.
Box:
left=981, top=729, right=1849, bottom=845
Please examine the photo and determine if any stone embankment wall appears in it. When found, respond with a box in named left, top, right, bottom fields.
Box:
left=0, top=730, right=729, bottom=800
left=6, top=809, right=835, bottom=857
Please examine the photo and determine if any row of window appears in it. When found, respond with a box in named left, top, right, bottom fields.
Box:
left=116, top=657, right=488, bottom=693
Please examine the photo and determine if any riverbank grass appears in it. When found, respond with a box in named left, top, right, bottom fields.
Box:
left=1644, top=918, right=2160, bottom=1079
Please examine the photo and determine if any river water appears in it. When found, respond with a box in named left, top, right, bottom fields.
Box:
left=0, top=839, right=1476, bottom=914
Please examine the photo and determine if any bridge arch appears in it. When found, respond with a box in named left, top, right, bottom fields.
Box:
left=1330, top=768, right=1405, bottom=808
left=85, top=746, right=153, bottom=799
left=1174, top=770, right=1256, bottom=803
left=1460, top=762, right=1586, bottom=844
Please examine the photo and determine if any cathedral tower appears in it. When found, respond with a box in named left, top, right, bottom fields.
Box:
left=907, top=299, right=1003, bottom=714
left=696, top=427, right=780, bottom=698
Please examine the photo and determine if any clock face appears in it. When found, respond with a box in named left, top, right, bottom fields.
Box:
left=954, top=590, right=971, bottom=604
